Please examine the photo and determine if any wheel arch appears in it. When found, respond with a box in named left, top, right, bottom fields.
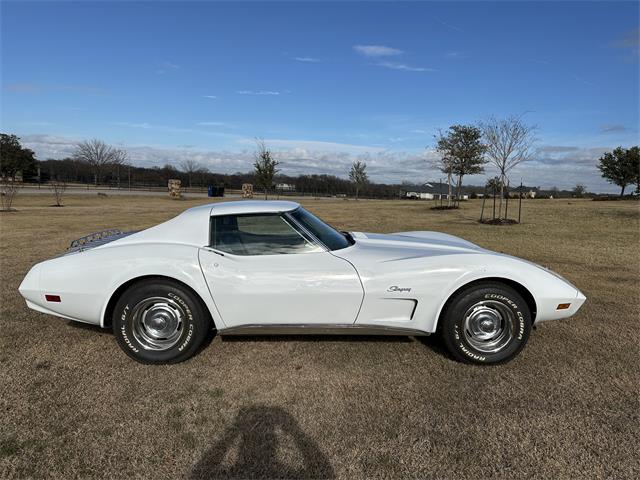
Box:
left=435, top=277, right=537, bottom=332
left=102, top=274, right=216, bottom=329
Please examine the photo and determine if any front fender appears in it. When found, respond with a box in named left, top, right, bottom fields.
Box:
left=430, top=254, right=585, bottom=331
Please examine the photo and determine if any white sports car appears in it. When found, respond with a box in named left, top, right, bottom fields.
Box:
left=19, top=200, right=586, bottom=364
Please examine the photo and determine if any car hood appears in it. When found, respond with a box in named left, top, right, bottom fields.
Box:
left=344, top=231, right=486, bottom=262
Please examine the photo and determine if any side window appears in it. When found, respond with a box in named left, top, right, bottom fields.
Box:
left=210, top=214, right=322, bottom=256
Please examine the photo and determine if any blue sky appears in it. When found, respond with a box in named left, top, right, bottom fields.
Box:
left=1, top=1, right=638, bottom=191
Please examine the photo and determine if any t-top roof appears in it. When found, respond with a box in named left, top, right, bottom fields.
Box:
left=102, top=200, right=302, bottom=249
left=207, top=200, right=300, bottom=216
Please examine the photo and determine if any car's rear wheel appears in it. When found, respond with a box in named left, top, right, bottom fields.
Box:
left=112, top=279, right=211, bottom=364
left=439, top=282, right=532, bottom=364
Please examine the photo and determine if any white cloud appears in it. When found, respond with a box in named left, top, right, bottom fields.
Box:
left=197, top=121, right=234, bottom=128
left=236, top=137, right=386, bottom=154
left=19, top=134, right=81, bottom=158
left=353, top=45, right=403, bottom=57
left=113, top=122, right=153, bottom=129
left=612, top=27, right=639, bottom=62
left=444, top=51, right=468, bottom=59
left=433, top=16, right=463, bottom=33
left=17, top=133, right=629, bottom=192
left=600, top=124, right=627, bottom=133
left=375, top=61, right=435, bottom=72
left=18, top=121, right=56, bottom=127
left=156, top=61, right=180, bottom=74
left=111, top=122, right=239, bottom=138
left=293, top=56, right=320, bottom=63
left=572, top=75, right=596, bottom=87
left=236, top=90, right=281, bottom=96
left=202, top=95, right=217, bottom=99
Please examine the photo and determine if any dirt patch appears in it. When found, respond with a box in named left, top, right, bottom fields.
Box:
left=479, top=218, right=520, bottom=225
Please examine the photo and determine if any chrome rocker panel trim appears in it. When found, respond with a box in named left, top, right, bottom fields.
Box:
left=218, top=323, right=430, bottom=336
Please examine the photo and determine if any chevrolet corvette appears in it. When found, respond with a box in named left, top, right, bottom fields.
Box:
left=19, top=200, right=586, bottom=364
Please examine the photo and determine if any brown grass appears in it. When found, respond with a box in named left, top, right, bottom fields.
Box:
left=1, top=195, right=639, bottom=479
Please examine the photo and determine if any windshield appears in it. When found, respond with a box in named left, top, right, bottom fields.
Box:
left=288, top=208, right=353, bottom=251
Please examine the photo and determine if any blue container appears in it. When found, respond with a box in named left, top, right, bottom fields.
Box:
left=208, top=185, right=225, bottom=197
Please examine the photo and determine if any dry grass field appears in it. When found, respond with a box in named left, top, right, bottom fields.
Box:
left=1, top=194, right=639, bottom=479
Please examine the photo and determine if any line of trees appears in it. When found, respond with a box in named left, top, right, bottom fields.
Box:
left=3, top=132, right=638, bottom=201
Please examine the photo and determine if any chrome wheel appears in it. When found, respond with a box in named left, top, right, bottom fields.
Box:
left=131, top=297, right=185, bottom=351
left=462, top=300, right=515, bottom=354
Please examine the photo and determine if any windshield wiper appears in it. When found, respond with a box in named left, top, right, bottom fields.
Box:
left=341, top=231, right=355, bottom=245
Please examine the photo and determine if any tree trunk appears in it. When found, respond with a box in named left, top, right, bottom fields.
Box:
left=456, top=175, right=463, bottom=207
left=355, top=186, right=359, bottom=200
left=498, top=172, right=506, bottom=219
left=447, top=172, right=452, bottom=207
left=620, top=184, right=626, bottom=197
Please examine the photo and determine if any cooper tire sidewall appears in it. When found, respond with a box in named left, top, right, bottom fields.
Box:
left=446, top=286, right=531, bottom=364
left=113, top=283, right=205, bottom=363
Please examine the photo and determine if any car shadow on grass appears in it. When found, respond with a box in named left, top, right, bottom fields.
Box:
left=190, top=405, right=335, bottom=479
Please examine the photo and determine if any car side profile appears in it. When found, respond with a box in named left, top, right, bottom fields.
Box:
left=19, top=200, right=586, bottom=364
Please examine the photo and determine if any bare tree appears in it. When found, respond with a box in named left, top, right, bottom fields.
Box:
left=50, top=180, right=67, bottom=206
left=111, top=149, right=128, bottom=189
left=73, top=139, right=117, bottom=185
left=481, top=115, right=537, bottom=218
left=348, top=160, right=369, bottom=200
left=180, top=159, right=201, bottom=188
left=196, top=166, right=210, bottom=189
left=0, top=179, right=20, bottom=211
left=253, top=139, right=279, bottom=199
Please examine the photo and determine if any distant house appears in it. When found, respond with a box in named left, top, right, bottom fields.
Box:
left=275, top=183, right=296, bottom=192
left=405, top=183, right=468, bottom=200
left=507, top=189, right=537, bottom=199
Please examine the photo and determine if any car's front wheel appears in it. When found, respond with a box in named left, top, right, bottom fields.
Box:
left=112, top=279, right=211, bottom=364
left=439, top=282, right=532, bottom=364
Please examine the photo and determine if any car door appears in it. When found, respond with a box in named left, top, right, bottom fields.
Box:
left=198, top=212, right=364, bottom=328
